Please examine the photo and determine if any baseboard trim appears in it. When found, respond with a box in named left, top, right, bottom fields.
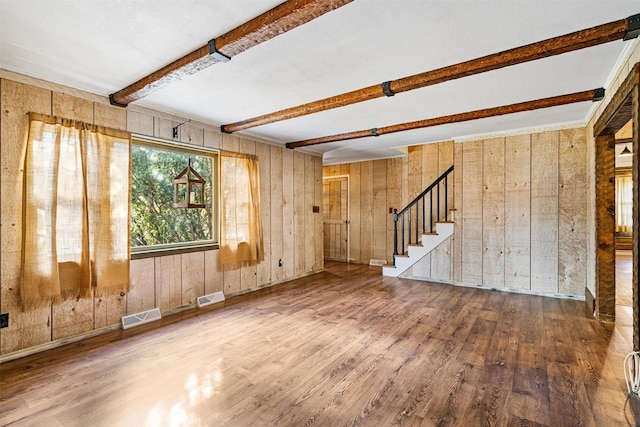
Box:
left=403, top=276, right=586, bottom=301
left=585, top=286, right=596, bottom=317
left=0, top=324, right=122, bottom=364
left=1, top=269, right=328, bottom=363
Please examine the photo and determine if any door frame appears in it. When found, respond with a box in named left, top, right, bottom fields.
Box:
left=322, top=175, right=350, bottom=262
left=593, top=63, right=639, bottom=349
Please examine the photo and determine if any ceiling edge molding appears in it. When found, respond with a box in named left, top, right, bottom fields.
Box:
left=585, top=37, right=640, bottom=125
left=0, top=68, right=308, bottom=155
left=452, top=119, right=586, bottom=143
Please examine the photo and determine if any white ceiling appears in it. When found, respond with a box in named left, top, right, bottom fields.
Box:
left=1, top=1, right=638, bottom=164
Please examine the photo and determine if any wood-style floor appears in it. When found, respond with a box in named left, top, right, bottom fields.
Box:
left=1, top=261, right=639, bottom=426
left=617, top=250, right=633, bottom=306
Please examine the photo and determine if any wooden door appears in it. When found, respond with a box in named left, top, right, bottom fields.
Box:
left=323, top=176, right=349, bottom=261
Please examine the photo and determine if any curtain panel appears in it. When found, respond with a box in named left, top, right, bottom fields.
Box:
left=21, top=113, right=131, bottom=309
left=219, top=151, right=264, bottom=271
left=616, top=174, right=633, bottom=233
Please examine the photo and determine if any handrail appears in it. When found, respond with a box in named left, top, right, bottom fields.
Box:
left=392, top=165, right=454, bottom=265
left=397, top=165, right=453, bottom=216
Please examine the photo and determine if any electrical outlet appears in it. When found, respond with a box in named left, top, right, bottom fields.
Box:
left=0, top=313, right=8, bottom=329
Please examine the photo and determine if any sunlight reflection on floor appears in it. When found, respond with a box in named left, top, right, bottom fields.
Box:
left=143, top=357, right=224, bottom=427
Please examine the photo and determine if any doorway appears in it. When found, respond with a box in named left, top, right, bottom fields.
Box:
left=594, top=63, right=638, bottom=349
left=615, top=133, right=634, bottom=312
left=322, top=176, right=350, bottom=262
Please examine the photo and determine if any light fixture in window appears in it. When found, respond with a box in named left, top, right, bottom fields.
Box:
left=620, top=144, right=633, bottom=157
left=173, top=159, right=206, bottom=209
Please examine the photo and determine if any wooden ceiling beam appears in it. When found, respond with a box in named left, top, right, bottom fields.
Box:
left=224, top=13, right=639, bottom=133
left=285, top=88, right=604, bottom=149
left=109, top=0, right=353, bottom=107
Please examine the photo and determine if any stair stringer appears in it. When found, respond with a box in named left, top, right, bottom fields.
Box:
left=382, top=222, right=454, bottom=277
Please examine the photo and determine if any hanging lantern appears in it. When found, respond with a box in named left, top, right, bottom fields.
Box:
left=173, top=159, right=206, bottom=209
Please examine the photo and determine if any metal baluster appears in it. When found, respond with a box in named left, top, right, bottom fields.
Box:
left=437, top=180, right=441, bottom=222
left=421, top=196, right=425, bottom=234
left=444, top=175, right=448, bottom=219
left=415, top=204, right=419, bottom=243
left=392, top=209, right=398, bottom=264
left=429, top=190, right=433, bottom=233
left=401, top=214, right=405, bottom=254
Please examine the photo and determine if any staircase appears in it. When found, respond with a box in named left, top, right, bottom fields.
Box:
left=382, top=165, right=454, bottom=277
left=382, top=221, right=453, bottom=277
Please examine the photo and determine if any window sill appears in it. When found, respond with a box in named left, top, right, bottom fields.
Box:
left=131, top=243, right=219, bottom=260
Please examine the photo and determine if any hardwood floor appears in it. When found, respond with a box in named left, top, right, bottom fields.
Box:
left=617, top=250, right=633, bottom=306
left=1, top=260, right=639, bottom=426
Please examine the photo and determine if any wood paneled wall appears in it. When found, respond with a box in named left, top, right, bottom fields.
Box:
left=325, top=129, right=588, bottom=296
left=323, top=141, right=453, bottom=265
left=0, top=76, right=323, bottom=356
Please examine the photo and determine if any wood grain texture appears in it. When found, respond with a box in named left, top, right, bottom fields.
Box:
left=155, top=254, right=182, bottom=313
left=438, top=141, right=455, bottom=221
left=453, top=142, right=463, bottom=282
left=314, top=156, right=324, bottom=271
left=349, top=163, right=361, bottom=262
left=94, top=100, right=128, bottom=328
left=153, top=116, right=176, bottom=140
left=126, top=110, right=154, bottom=135
left=256, top=141, right=272, bottom=286
left=531, top=131, right=559, bottom=293
left=281, top=148, right=295, bottom=277
left=111, top=0, right=354, bottom=106
left=304, top=155, right=315, bottom=271
left=482, top=137, right=505, bottom=288
left=594, top=134, right=616, bottom=322
left=94, top=102, right=127, bottom=130
left=232, top=18, right=628, bottom=133
left=286, top=90, right=601, bottom=148
left=204, top=250, right=223, bottom=295
left=430, top=238, right=452, bottom=281
left=504, top=134, right=531, bottom=290
left=386, top=157, right=403, bottom=265
left=127, top=258, right=155, bottom=314
left=1, top=75, right=327, bottom=357
left=595, top=63, right=639, bottom=136
left=427, top=142, right=454, bottom=280
left=181, top=251, right=205, bottom=307
left=51, top=91, right=95, bottom=340
left=203, top=127, right=222, bottom=149
left=372, top=159, right=387, bottom=262
left=1, top=79, right=53, bottom=354
left=359, top=161, right=374, bottom=263
left=633, top=79, right=639, bottom=350
left=461, top=140, right=483, bottom=284
left=239, top=138, right=258, bottom=291
left=407, top=146, right=423, bottom=251
left=558, top=128, right=587, bottom=295
left=270, top=146, right=285, bottom=281
left=293, top=151, right=306, bottom=275
left=1, top=261, right=636, bottom=426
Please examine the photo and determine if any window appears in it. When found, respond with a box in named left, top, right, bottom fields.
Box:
left=131, top=136, right=218, bottom=255
left=616, top=170, right=632, bottom=234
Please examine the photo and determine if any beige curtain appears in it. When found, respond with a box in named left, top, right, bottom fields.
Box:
left=21, top=113, right=130, bottom=309
left=616, top=174, right=633, bottom=233
left=219, top=151, right=264, bottom=271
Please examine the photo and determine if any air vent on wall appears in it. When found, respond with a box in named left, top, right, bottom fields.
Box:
left=121, top=308, right=162, bottom=330
left=197, top=291, right=225, bottom=308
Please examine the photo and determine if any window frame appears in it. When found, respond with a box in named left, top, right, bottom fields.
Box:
left=130, top=134, right=220, bottom=259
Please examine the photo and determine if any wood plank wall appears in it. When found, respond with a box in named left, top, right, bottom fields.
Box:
left=324, top=129, right=588, bottom=296
left=323, top=141, right=453, bottom=266
left=0, top=76, right=323, bottom=356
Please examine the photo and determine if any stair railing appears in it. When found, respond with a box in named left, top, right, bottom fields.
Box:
left=392, top=165, right=454, bottom=265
